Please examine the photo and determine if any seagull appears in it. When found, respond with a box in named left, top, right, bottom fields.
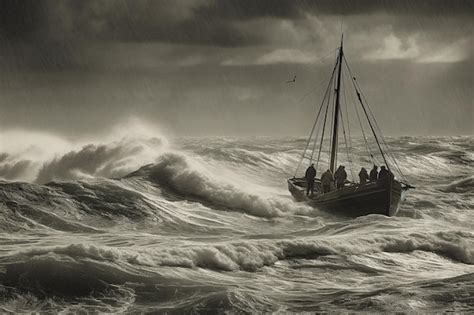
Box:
left=286, top=75, right=296, bottom=83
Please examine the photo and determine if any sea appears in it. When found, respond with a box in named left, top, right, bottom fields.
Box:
left=0, top=132, right=472, bottom=313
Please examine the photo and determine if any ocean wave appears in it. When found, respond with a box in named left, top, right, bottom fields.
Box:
left=301, top=272, right=474, bottom=313
left=0, top=181, right=100, bottom=232
left=439, top=176, right=474, bottom=193
left=0, top=179, right=163, bottom=232
left=0, top=120, right=168, bottom=183
left=0, top=157, right=32, bottom=181
left=403, top=141, right=452, bottom=154
left=47, top=180, right=159, bottom=220
left=0, top=229, right=471, bottom=310
left=133, top=153, right=315, bottom=218
left=0, top=242, right=267, bottom=312
left=437, top=150, right=474, bottom=166
left=14, top=230, right=470, bottom=275
left=181, top=142, right=300, bottom=172
left=36, top=137, right=166, bottom=184
left=0, top=201, right=100, bottom=233
left=1, top=135, right=473, bottom=313
left=268, top=231, right=473, bottom=265
left=379, top=231, right=473, bottom=264
left=0, top=251, right=144, bottom=301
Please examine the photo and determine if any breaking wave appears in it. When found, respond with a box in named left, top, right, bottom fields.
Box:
left=0, top=119, right=168, bottom=183
left=129, top=152, right=315, bottom=218
left=1, top=229, right=470, bottom=293
left=36, top=137, right=165, bottom=183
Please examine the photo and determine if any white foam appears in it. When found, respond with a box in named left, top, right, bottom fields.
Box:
left=147, top=153, right=315, bottom=218
left=0, top=118, right=169, bottom=183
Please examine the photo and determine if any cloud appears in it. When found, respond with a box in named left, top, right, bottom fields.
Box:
left=191, top=0, right=474, bottom=20
left=363, top=32, right=471, bottom=64
left=0, top=0, right=471, bottom=71
left=0, top=0, right=259, bottom=46
left=192, top=0, right=302, bottom=20
left=257, top=49, right=319, bottom=65
left=2, top=1, right=471, bottom=46
left=223, top=49, right=320, bottom=65
left=365, top=34, right=420, bottom=61
left=417, top=39, right=471, bottom=63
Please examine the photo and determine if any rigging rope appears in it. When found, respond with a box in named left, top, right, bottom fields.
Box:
left=293, top=58, right=339, bottom=176
left=355, top=85, right=406, bottom=180
left=342, top=61, right=375, bottom=165
left=356, top=88, right=391, bottom=172
left=309, top=108, right=325, bottom=162
left=293, top=103, right=322, bottom=177
left=315, top=78, right=333, bottom=175
left=359, top=90, right=408, bottom=182
left=315, top=58, right=339, bottom=175
left=339, top=107, right=355, bottom=181
left=309, top=91, right=328, bottom=163
left=341, top=69, right=356, bottom=181
left=353, top=92, right=374, bottom=164
left=343, top=56, right=393, bottom=171
left=347, top=65, right=408, bottom=182
left=285, top=49, right=339, bottom=109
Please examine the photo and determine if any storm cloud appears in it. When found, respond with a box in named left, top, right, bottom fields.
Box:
left=0, top=0, right=472, bottom=136
left=1, top=0, right=472, bottom=67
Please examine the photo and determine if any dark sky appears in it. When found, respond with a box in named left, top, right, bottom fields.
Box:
left=0, top=0, right=472, bottom=136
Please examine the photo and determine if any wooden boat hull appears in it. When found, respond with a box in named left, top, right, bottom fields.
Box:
left=288, top=177, right=402, bottom=217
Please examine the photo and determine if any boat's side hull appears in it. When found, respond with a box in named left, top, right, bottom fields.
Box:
left=288, top=178, right=402, bottom=217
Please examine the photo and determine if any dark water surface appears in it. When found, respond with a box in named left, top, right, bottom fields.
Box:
left=0, top=136, right=473, bottom=313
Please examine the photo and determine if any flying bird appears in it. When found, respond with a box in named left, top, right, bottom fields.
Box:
left=286, top=75, right=296, bottom=83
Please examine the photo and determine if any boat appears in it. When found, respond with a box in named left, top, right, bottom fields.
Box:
left=288, top=35, right=414, bottom=217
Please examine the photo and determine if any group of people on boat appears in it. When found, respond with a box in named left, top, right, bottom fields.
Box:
left=359, top=165, right=390, bottom=184
left=305, top=163, right=392, bottom=196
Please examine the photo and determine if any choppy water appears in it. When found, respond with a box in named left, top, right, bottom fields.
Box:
left=0, top=133, right=473, bottom=313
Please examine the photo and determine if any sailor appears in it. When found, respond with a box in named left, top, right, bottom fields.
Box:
left=334, top=165, right=347, bottom=189
left=378, top=165, right=390, bottom=180
left=321, top=169, right=334, bottom=193
left=369, top=165, right=378, bottom=182
left=359, top=167, right=369, bottom=184
left=305, top=163, right=317, bottom=196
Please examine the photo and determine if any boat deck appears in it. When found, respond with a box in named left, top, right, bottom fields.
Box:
left=288, top=177, right=402, bottom=217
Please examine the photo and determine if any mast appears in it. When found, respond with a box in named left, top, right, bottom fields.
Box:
left=329, top=35, right=344, bottom=173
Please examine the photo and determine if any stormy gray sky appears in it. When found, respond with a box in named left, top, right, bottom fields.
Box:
left=0, top=0, right=472, bottom=137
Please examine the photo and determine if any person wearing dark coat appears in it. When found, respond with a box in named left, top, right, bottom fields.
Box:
left=321, top=169, right=334, bottom=193
left=369, top=165, right=378, bottom=182
left=378, top=165, right=390, bottom=180
left=359, top=167, right=369, bottom=184
left=305, top=163, right=317, bottom=196
left=334, top=165, right=347, bottom=189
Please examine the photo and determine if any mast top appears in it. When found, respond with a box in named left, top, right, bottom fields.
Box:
left=329, top=33, right=345, bottom=173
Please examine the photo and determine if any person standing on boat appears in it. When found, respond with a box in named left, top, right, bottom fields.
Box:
left=335, top=165, right=347, bottom=189
left=321, top=169, right=333, bottom=193
left=369, top=165, right=378, bottom=182
left=378, top=166, right=390, bottom=180
left=305, top=163, right=317, bottom=196
left=359, top=167, right=369, bottom=184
